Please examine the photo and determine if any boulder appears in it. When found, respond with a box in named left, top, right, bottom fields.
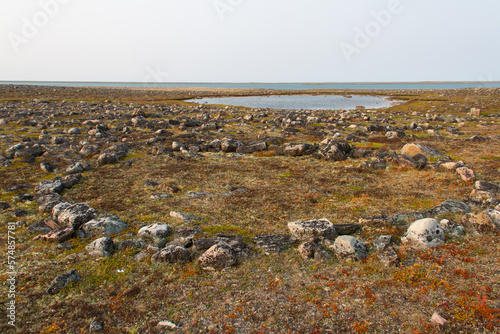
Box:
left=424, top=199, right=471, bottom=216
left=137, top=223, right=170, bottom=244
left=82, top=215, right=128, bottom=237
left=475, top=181, right=500, bottom=195
left=318, top=139, right=351, bottom=161
left=52, top=202, right=71, bottom=222
left=198, top=243, right=237, bottom=270
left=57, top=203, right=97, bottom=229
left=297, top=241, right=318, bottom=260
left=461, top=209, right=500, bottom=233
left=35, top=179, right=64, bottom=195
left=221, top=138, right=244, bottom=153
left=86, top=237, right=115, bottom=257
left=332, top=236, right=368, bottom=260
left=401, top=143, right=444, bottom=158
left=401, top=218, right=445, bottom=248
left=47, top=269, right=81, bottom=295
left=40, top=162, right=55, bottom=173
left=283, top=143, right=316, bottom=157
left=151, top=245, right=191, bottom=264
left=456, top=167, right=476, bottom=182
left=97, top=153, right=119, bottom=166
left=288, top=219, right=337, bottom=241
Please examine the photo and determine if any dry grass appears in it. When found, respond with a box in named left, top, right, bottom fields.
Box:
left=0, top=85, right=499, bottom=333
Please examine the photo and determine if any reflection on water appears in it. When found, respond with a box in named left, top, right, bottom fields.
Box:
left=187, top=95, right=395, bottom=110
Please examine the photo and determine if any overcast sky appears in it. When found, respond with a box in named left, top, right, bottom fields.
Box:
left=1, top=0, right=499, bottom=83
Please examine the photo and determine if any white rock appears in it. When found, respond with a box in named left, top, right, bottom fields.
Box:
left=288, top=219, right=337, bottom=241
left=402, top=218, right=445, bottom=248
left=332, top=236, right=368, bottom=260
left=138, top=223, right=170, bottom=241
left=82, top=215, right=128, bottom=237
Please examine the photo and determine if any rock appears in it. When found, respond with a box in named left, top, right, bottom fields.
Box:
left=66, top=162, right=86, bottom=174
left=283, top=143, right=316, bottom=157
left=40, top=162, right=55, bottom=173
left=221, top=137, right=244, bottom=153
left=117, top=239, right=146, bottom=251
left=47, top=269, right=81, bottom=295
left=82, top=215, right=128, bottom=237
left=172, top=141, right=186, bottom=151
left=439, top=219, right=465, bottom=237
left=332, top=236, right=369, bottom=260
left=385, top=130, right=405, bottom=139
left=439, top=161, right=466, bottom=171
left=333, top=223, right=361, bottom=235
left=61, top=174, right=82, bottom=189
left=298, top=241, right=318, bottom=260
left=192, top=238, right=219, bottom=252
left=150, top=193, right=172, bottom=199
left=461, top=209, right=500, bottom=233
left=361, top=159, right=387, bottom=170
left=152, top=245, right=191, bottom=264
left=170, top=211, right=197, bottom=221
left=14, top=193, right=33, bottom=202
left=431, top=313, right=448, bottom=326
left=86, top=237, right=115, bottom=257
left=52, top=202, right=71, bottom=221
left=372, top=235, right=394, bottom=252
left=68, top=127, right=80, bottom=135
left=36, top=192, right=63, bottom=205
left=401, top=143, right=444, bottom=158
left=35, top=179, right=64, bottom=195
left=386, top=154, right=421, bottom=169
left=378, top=247, right=400, bottom=267
left=138, top=223, right=170, bottom=244
left=424, top=199, right=471, bottom=216
left=401, top=218, right=445, bottom=248
left=237, top=141, right=267, bottom=154
left=28, top=220, right=53, bottom=234
left=456, top=167, right=476, bottom=182
left=198, top=243, right=237, bottom=270
left=186, top=191, right=210, bottom=198
left=80, top=144, right=98, bottom=155
left=253, top=234, right=297, bottom=254
left=89, top=320, right=104, bottom=332
left=57, top=203, right=97, bottom=229
left=475, top=180, right=500, bottom=195
left=156, top=320, right=177, bottom=330
left=318, top=139, right=351, bottom=161
left=97, top=153, right=119, bottom=166
left=34, top=227, right=74, bottom=243
left=288, top=219, right=337, bottom=241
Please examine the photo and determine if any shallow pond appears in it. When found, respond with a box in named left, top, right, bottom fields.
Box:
left=187, top=94, right=395, bottom=110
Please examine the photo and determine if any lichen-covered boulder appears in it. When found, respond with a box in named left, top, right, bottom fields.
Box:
left=86, top=237, right=115, bottom=257
left=288, top=219, right=337, bottom=241
left=57, top=203, right=97, bottom=229
left=82, top=215, right=128, bottom=237
left=333, top=236, right=368, bottom=260
left=152, top=245, right=191, bottom=264
left=137, top=223, right=170, bottom=247
left=401, top=218, right=445, bottom=248
left=198, top=243, right=237, bottom=270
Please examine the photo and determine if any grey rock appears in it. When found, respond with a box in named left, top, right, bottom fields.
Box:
left=252, top=234, right=297, bottom=255
left=66, top=162, right=86, bottom=174
left=288, top=218, right=337, bottom=241
left=40, top=162, right=55, bottom=173
left=332, top=236, right=369, bottom=260
left=97, top=153, right=119, bottom=166
left=170, top=211, right=197, bottom=221
left=152, top=245, right=191, bottom=264
left=61, top=174, right=83, bottom=189
left=401, top=218, right=445, bottom=248
left=138, top=223, right=170, bottom=242
left=82, top=215, right=128, bottom=237
left=89, top=320, right=104, bottom=332
left=47, top=269, right=81, bottom=295
left=52, top=202, right=71, bottom=222
left=372, top=235, right=394, bottom=252
left=35, top=179, right=64, bottom=195
left=283, top=143, right=316, bottom=157
left=298, top=241, right=318, bottom=260
left=186, top=191, right=210, bottom=198
left=86, top=237, right=115, bottom=257
left=475, top=180, right=500, bottom=195
left=424, top=199, right=471, bottom=216
left=461, top=209, right=500, bottom=233
left=439, top=219, right=465, bottom=237
left=150, top=193, right=172, bottom=199
left=117, top=239, right=146, bottom=251
left=318, top=139, right=351, bottom=161
left=68, top=127, right=80, bottom=135
left=401, top=143, right=444, bottom=158
left=333, top=223, right=361, bottom=235
left=221, top=137, right=244, bottom=153
left=57, top=203, right=97, bottom=229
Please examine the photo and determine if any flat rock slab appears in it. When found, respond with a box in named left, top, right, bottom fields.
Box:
left=288, top=219, right=337, bottom=241
left=47, top=269, right=81, bottom=295
left=252, top=234, right=297, bottom=255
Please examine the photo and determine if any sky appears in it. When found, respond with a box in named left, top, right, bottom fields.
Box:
left=1, top=0, right=499, bottom=83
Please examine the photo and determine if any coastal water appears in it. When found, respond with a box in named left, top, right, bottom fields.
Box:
left=2, top=81, right=500, bottom=90
left=187, top=95, right=394, bottom=110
